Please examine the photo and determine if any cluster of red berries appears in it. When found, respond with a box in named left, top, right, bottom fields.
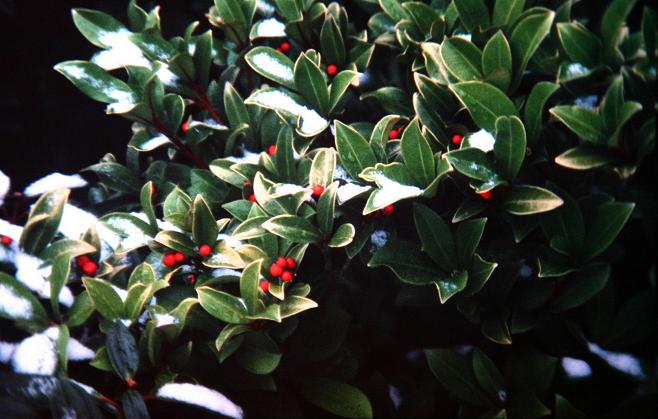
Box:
left=76, top=255, right=98, bottom=276
left=389, top=126, right=405, bottom=140
left=269, top=257, right=296, bottom=282
left=162, top=244, right=212, bottom=268
left=366, top=204, right=395, bottom=218
left=275, top=41, right=291, bottom=53
left=452, top=133, right=464, bottom=145
left=326, top=64, right=338, bottom=76
left=311, top=184, right=324, bottom=198
left=1, top=235, right=13, bottom=246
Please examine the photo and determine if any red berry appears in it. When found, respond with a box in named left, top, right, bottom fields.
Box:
left=280, top=41, right=291, bottom=52
left=327, top=64, right=338, bottom=76
left=285, top=257, right=296, bottom=269
left=1, top=236, right=12, bottom=246
left=311, top=184, right=325, bottom=198
left=276, top=257, right=287, bottom=267
left=181, top=120, right=190, bottom=132
left=275, top=47, right=282, bottom=52
left=383, top=204, right=395, bottom=216
left=281, top=270, right=293, bottom=282
left=174, top=252, right=185, bottom=263
left=126, top=378, right=138, bottom=389
left=259, top=280, right=270, bottom=293
left=199, top=244, right=212, bottom=257
left=163, top=253, right=177, bottom=267
left=76, top=255, right=90, bottom=268
left=268, top=145, right=277, bottom=155
left=189, top=274, right=196, bottom=286
left=452, top=134, right=463, bottom=145
left=389, top=129, right=399, bottom=140
left=82, top=261, right=98, bottom=276
left=243, top=181, right=252, bottom=187
left=249, top=194, right=257, bottom=203
left=479, top=190, right=493, bottom=200
left=270, top=263, right=283, bottom=277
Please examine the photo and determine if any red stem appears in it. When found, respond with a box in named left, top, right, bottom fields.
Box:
left=153, top=119, right=208, bottom=169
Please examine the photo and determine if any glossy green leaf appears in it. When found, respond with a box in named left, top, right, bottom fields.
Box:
left=106, top=321, right=138, bottom=380
left=369, top=240, right=443, bottom=285
left=328, top=223, right=355, bottom=248
left=294, top=52, right=329, bottom=114
left=240, top=259, right=262, bottom=315
left=85, top=162, right=141, bottom=193
left=435, top=269, right=469, bottom=303
left=280, top=295, right=318, bottom=318
left=83, top=277, right=124, bottom=320
left=361, top=87, right=413, bottom=116
left=509, top=8, right=555, bottom=87
left=310, top=148, right=336, bottom=188
left=557, top=22, right=601, bottom=67
left=67, top=291, right=95, bottom=327
left=549, top=106, right=605, bottom=144
left=472, top=348, right=506, bottom=402
left=223, top=82, right=252, bottom=138
left=450, top=82, right=518, bottom=132
left=444, top=148, right=501, bottom=182
left=321, top=15, right=346, bottom=66
left=401, top=119, right=435, bottom=187
left=523, top=82, right=559, bottom=145
left=72, top=8, right=128, bottom=48
left=454, top=0, right=490, bottom=32
left=583, top=202, right=634, bottom=261
left=440, top=37, right=483, bottom=82
left=482, top=31, right=512, bottom=92
left=601, top=0, right=639, bottom=64
left=493, top=115, right=526, bottom=180
left=49, top=254, right=72, bottom=316
left=41, top=239, right=96, bottom=263
left=19, top=189, right=69, bottom=255
left=275, top=0, right=303, bottom=22
left=455, top=218, right=486, bottom=268
left=360, top=163, right=424, bottom=213
left=501, top=185, right=563, bottom=215
left=316, top=182, right=337, bottom=234
left=554, top=146, right=614, bottom=170
left=154, top=231, right=196, bottom=255
left=54, top=61, right=137, bottom=109
left=197, top=286, right=249, bottom=324
left=297, top=377, right=373, bottom=418
left=192, top=195, right=218, bottom=247
left=328, top=70, right=358, bottom=112
left=413, top=203, right=457, bottom=271
left=263, top=215, right=322, bottom=244
left=549, top=263, right=610, bottom=312
left=245, top=46, right=295, bottom=90
left=492, top=0, right=525, bottom=27
left=425, top=348, right=491, bottom=407
left=335, top=121, right=377, bottom=180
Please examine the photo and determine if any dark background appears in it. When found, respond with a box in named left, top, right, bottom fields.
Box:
left=0, top=0, right=211, bottom=190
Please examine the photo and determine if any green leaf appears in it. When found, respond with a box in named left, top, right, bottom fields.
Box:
left=294, top=53, right=329, bottom=114
left=223, top=82, right=252, bottom=138
left=197, top=286, right=249, bottom=324
left=241, top=259, right=262, bottom=315
left=235, top=333, right=282, bottom=374
left=523, top=82, right=559, bottom=145
left=454, top=0, right=490, bottom=32
left=481, top=309, right=512, bottom=344
left=49, top=254, right=72, bottom=316
left=402, top=2, right=439, bottom=36
left=140, top=182, right=157, bottom=230
left=492, top=0, right=525, bottom=27
left=83, top=277, right=124, bottom=320
left=555, top=394, right=586, bottom=419
left=321, top=15, right=346, bottom=66
left=449, top=81, right=518, bottom=132
left=0, top=272, right=49, bottom=324
left=440, top=37, right=483, bottom=82
left=72, top=8, right=128, bottom=48
left=280, top=295, right=318, bottom=318
left=245, top=46, right=295, bottom=90
left=361, top=87, right=413, bottom=116
left=106, top=321, right=139, bottom=380
left=317, top=182, right=338, bottom=234
left=455, top=218, right=487, bottom=268
left=101, top=213, right=154, bottom=252
left=245, top=88, right=328, bottom=137
left=509, top=8, right=555, bottom=87
left=360, top=163, right=424, bottom=213
left=41, top=239, right=96, bottom=263
left=275, top=0, right=303, bottom=22
left=328, top=223, right=355, bottom=248
left=368, top=240, right=443, bottom=285
left=54, top=61, right=137, bottom=110
left=435, top=270, right=469, bottom=303
left=19, top=189, right=69, bottom=255
left=335, top=121, right=377, bottom=180
left=154, top=231, right=196, bottom=255
left=583, top=202, right=634, bottom=261
left=425, top=348, right=491, bottom=407
left=401, top=119, right=435, bottom=187
left=501, top=185, right=563, bottom=215
left=378, top=0, right=409, bottom=21
left=482, top=30, right=512, bottom=92
left=557, top=22, right=601, bottom=67
left=601, top=0, right=639, bottom=64
left=549, top=263, right=610, bottom=312
left=554, top=146, right=614, bottom=170
left=493, top=115, right=526, bottom=180
left=444, top=148, right=501, bottom=182
left=464, top=253, right=497, bottom=295
left=310, top=148, right=336, bottom=188
left=124, top=283, right=150, bottom=322
left=263, top=215, right=322, bottom=244
left=413, top=203, right=457, bottom=271
left=67, top=291, right=95, bottom=327
left=549, top=106, right=605, bottom=144
left=84, top=162, right=141, bottom=193
left=192, top=195, right=218, bottom=247
left=472, top=348, right=506, bottom=402
left=297, top=377, right=373, bottom=418
left=233, top=216, right=270, bottom=240
left=328, top=70, right=358, bottom=112
left=214, top=0, right=247, bottom=24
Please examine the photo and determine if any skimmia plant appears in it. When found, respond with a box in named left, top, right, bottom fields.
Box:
left=0, top=0, right=656, bottom=417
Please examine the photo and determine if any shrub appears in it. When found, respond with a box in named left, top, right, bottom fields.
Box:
left=0, top=0, right=656, bottom=417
